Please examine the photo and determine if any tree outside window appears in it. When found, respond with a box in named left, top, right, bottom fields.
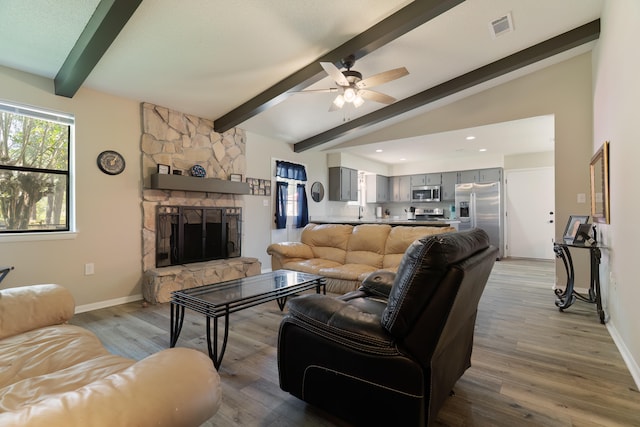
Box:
left=0, top=102, right=72, bottom=233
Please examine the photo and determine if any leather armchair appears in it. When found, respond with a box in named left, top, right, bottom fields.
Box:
left=277, top=228, right=498, bottom=426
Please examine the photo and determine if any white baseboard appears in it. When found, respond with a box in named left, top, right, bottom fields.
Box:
left=75, top=294, right=143, bottom=314
left=607, top=322, right=640, bottom=390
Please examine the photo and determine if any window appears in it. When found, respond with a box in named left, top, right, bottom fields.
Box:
left=274, top=160, right=308, bottom=229
left=0, top=101, right=73, bottom=233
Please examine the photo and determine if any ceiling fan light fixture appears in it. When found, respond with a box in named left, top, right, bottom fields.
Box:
left=353, top=94, right=365, bottom=108
left=333, top=94, right=345, bottom=109
left=343, top=87, right=356, bottom=103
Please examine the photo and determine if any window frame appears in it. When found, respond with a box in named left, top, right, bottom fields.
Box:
left=0, top=100, right=75, bottom=236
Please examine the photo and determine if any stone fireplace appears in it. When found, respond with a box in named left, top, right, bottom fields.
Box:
left=140, top=103, right=260, bottom=303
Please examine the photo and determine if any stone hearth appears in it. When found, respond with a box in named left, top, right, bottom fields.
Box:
left=140, top=102, right=260, bottom=303
left=143, top=258, right=261, bottom=304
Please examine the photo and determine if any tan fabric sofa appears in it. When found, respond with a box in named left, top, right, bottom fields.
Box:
left=266, top=223, right=455, bottom=293
left=0, top=284, right=221, bottom=427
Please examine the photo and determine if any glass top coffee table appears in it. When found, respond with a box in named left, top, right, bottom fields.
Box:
left=170, top=270, right=325, bottom=369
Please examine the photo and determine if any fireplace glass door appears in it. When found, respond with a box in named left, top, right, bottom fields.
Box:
left=156, top=206, right=242, bottom=267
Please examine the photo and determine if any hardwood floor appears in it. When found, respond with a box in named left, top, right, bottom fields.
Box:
left=70, top=259, right=640, bottom=426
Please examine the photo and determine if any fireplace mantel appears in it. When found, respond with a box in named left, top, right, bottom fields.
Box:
left=149, top=174, right=250, bottom=194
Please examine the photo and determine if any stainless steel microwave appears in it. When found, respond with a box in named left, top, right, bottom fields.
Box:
left=411, top=185, right=440, bottom=202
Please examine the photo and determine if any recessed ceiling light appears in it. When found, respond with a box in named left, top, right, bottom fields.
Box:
left=465, top=136, right=476, bottom=140
left=375, top=149, right=383, bottom=153
left=479, top=148, right=487, bottom=152
left=399, top=158, right=406, bottom=161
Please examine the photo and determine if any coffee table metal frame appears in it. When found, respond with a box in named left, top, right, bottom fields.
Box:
left=170, top=270, right=325, bottom=369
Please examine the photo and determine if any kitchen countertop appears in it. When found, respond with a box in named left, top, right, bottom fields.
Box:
left=309, top=217, right=460, bottom=226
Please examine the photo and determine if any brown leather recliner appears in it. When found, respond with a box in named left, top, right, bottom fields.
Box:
left=277, top=228, right=498, bottom=426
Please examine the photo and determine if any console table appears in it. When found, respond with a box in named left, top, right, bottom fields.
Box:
left=553, top=241, right=605, bottom=323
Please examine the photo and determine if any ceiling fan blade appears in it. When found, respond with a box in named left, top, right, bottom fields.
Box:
left=291, top=88, right=339, bottom=94
left=358, top=89, right=397, bottom=104
left=356, top=67, right=409, bottom=89
left=320, top=62, right=350, bottom=87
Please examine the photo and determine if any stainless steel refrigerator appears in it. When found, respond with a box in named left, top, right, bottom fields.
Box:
left=455, top=182, right=503, bottom=259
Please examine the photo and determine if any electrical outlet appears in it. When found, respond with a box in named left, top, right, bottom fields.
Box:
left=84, top=263, right=95, bottom=275
left=263, top=199, right=269, bottom=207
left=577, top=193, right=586, bottom=203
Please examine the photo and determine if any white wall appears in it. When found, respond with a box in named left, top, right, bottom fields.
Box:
left=243, top=131, right=329, bottom=269
left=0, top=66, right=142, bottom=308
left=592, top=0, right=640, bottom=384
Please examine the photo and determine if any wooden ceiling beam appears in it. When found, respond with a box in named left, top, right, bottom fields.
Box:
left=54, top=0, right=143, bottom=98
left=293, top=19, right=601, bottom=153
left=213, top=0, right=465, bottom=133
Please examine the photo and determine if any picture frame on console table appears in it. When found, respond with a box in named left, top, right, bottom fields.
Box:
left=157, top=164, right=170, bottom=174
left=563, top=215, right=589, bottom=241
left=230, top=173, right=242, bottom=182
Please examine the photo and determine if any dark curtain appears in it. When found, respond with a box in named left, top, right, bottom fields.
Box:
left=275, top=181, right=288, bottom=229
left=296, top=184, right=309, bottom=228
left=276, top=160, right=307, bottom=181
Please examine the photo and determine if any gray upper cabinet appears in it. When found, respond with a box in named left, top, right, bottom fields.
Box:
left=410, top=174, right=426, bottom=186
left=479, top=168, right=502, bottom=183
left=386, top=167, right=503, bottom=202
left=425, top=173, right=441, bottom=185
left=457, top=169, right=479, bottom=184
left=329, top=167, right=358, bottom=201
left=366, top=174, right=389, bottom=203
left=440, top=171, right=457, bottom=201
left=391, top=176, right=411, bottom=202
left=457, top=168, right=502, bottom=184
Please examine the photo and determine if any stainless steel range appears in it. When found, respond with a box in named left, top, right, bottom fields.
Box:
left=414, top=207, right=444, bottom=220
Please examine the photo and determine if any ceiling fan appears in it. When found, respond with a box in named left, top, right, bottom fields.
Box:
left=299, top=55, right=409, bottom=111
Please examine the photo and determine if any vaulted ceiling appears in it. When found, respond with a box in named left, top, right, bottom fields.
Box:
left=0, top=0, right=603, bottom=165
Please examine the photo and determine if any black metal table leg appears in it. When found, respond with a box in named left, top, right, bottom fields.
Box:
left=591, top=247, right=605, bottom=324
left=554, top=244, right=576, bottom=310
left=206, top=308, right=230, bottom=369
left=553, top=242, right=606, bottom=323
left=170, top=303, right=185, bottom=347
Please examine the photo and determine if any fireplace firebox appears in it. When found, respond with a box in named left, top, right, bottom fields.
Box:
left=156, top=206, right=242, bottom=268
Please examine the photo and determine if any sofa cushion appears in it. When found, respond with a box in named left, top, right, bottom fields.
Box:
left=344, top=224, right=391, bottom=269
left=319, top=264, right=378, bottom=282
left=0, top=324, right=134, bottom=412
left=301, top=224, right=353, bottom=263
left=382, top=225, right=455, bottom=269
left=282, top=258, right=343, bottom=275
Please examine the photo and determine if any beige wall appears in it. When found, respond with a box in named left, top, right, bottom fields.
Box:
left=593, top=0, right=640, bottom=384
left=0, top=66, right=142, bottom=309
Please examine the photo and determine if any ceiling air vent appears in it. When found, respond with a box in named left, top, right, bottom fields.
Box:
left=489, top=12, right=514, bottom=38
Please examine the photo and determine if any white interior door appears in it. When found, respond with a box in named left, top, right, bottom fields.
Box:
left=506, top=168, right=555, bottom=259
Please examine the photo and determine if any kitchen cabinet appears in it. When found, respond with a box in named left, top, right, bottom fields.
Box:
left=479, top=168, right=502, bottom=183
left=329, top=167, right=358, bottom=201
left=410, top=174, right=426, bottom=186
left=457, top=169, right=479, bottom=184
left=440, top=171, right=457, bottom=201
left=457, top=168, right=502, bottom=184
left=366, top=174, right=389, bottom=203
left=425, top=173, right=441, bottom=185
left=391, top=176, right=411, bottom=202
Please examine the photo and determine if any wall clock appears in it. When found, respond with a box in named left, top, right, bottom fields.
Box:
left=97, top=150, right=126, bottom=175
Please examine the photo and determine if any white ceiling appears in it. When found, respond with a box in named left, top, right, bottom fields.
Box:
left=0, top=0, right=603, bottom=166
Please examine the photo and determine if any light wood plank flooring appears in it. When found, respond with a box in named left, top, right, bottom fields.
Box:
left=70, top=259, right=640, bottom=426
